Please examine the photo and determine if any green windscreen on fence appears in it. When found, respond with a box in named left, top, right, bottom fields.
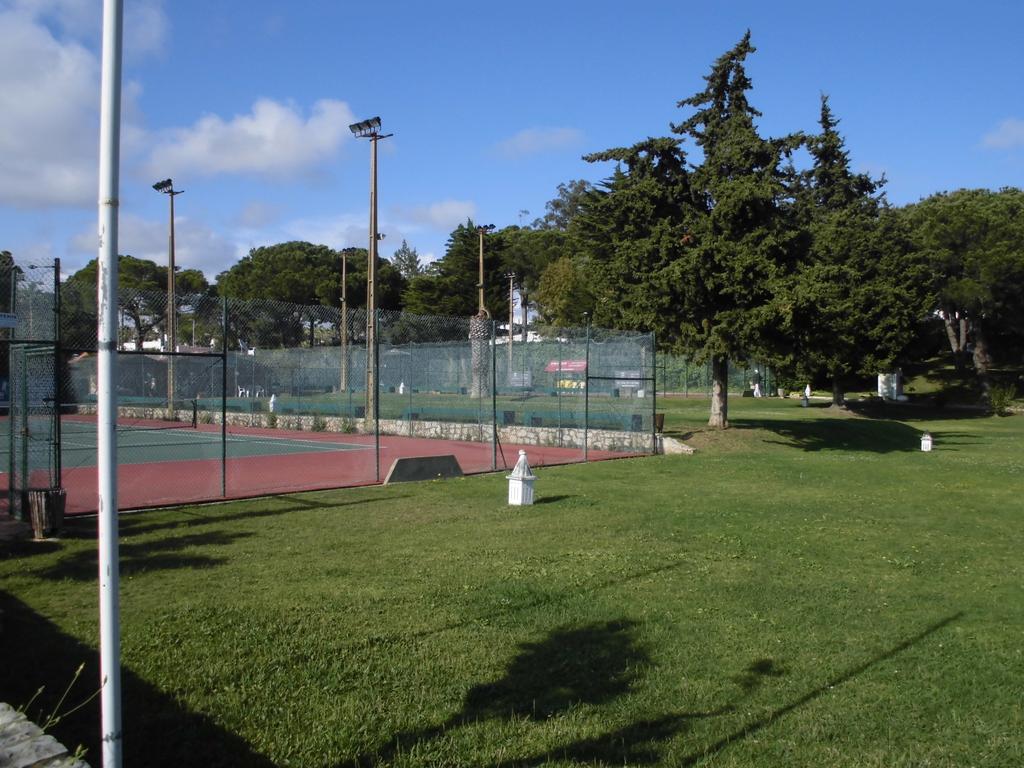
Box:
left=2, top=262, right=657, bottom=516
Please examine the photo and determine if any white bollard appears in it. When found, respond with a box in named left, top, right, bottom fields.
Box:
left=507, top=449, right=536, bottom=505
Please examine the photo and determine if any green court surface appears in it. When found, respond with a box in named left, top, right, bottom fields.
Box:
left=2, top=418, right=369, bottom=469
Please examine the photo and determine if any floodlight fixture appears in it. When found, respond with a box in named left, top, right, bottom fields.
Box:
left=152, top=178, right=173, bottom=193
left=348, top=116, right=382, bottom=138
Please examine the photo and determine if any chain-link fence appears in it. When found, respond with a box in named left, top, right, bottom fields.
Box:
left=1, top=258, right=59, bottom=518
left=3, top=259, right=657, bottom=516
left=655, top=353, right=780, bottom=398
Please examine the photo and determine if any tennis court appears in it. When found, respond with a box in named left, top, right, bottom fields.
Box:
left=1, top=414, right=631, bottom=515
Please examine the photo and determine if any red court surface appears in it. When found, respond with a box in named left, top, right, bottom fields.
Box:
left=14, top=427, right=639, bottom=516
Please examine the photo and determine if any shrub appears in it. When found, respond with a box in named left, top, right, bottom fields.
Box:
left=989, top=383, right=1018, bottom=416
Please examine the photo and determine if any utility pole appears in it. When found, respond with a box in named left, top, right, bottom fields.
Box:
left=340, top=250, right=348, bottom=391
left=506, top=272, right=516, bottom=383
left=476, top=224, right=495, bottom=317
left=348, top=117, right=392, bottom=424
left=153, top=178, right=183, bottom=419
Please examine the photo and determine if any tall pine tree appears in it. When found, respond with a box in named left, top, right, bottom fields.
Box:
left=670, top=32, right=801, bottom=428
left=785, top=96, right=929, bottom=406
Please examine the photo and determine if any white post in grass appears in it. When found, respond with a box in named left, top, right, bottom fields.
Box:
left=97, top=1, right=124, bottom=765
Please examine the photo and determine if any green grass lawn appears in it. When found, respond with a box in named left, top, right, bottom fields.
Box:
left=1, top=398, right=1021, bottom=767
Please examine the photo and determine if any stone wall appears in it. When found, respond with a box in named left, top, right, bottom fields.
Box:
left=89, top=405, right=655, bottom=455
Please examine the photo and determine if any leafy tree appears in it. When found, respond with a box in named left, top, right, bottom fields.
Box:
left=532, top=180, right=594, bottom=230
left=62, top=255, right=209, bottom=350
left=576, top=137, right=695, bottom=337
left=390, top=239, right=424, bottom=279
left=783, top=96, right=931, bottom=406
left=904, top=188, right=1024, bottom=398
left=534, top=255, right=595, bottom=326
left=215, top=241, right=406, bottom=348
left=667, top=32, right=802, bottom=427
left=401, top=221, right=510, bottom=320
left=0, top=250, right=18, bottom=315
left=215, top=241, right=337, bottom=306
left=501, top=225, right=567, bottom=324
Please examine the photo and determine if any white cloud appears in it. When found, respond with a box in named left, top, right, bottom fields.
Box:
left=981, top=118, right=1024, bottom=150
left=234, top=201, right=283, bottom=229
left=279, top=213, right=368, bottom=250
left=147, top=98, right=355, bottom=178
left=72, top=212, right=240, bottom=280
left=495, top=127, right=584, bottom=158
left=0, top=2, right=166, bottom=208
left=124, top=0, right=168, bottom=58
left=402, top=200, right=477, bottom=230
left=0, top=7, right=99, bottom=207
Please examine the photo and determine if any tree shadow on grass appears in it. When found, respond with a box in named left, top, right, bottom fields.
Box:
left=846, top=399, right=989, bottom=423
left=0, top=590, right=278, bottom=768
left=473, top=613, right=961, bottom=767
left=351, top=619, right=649, bottom=766
left=56, top=491, right=413, bottom=540
left=33, top=529, right=252, bottom=581
left=749, top=416, right=926, bottom=453
left=348, top=612, right=961, bottom=766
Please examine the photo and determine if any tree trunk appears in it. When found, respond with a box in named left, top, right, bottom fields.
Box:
left=972, top=323, right=993, bottom=402
left=831, top=377, right=846, bottom=408
left=708, top=355, right=729, bottom=429
left=941, top=310, right=975, bottom=372
left=942, top=312, right=960, bottom=355
left=469, top=314, right=490, bottom=399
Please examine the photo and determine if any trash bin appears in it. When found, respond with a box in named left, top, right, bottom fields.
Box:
left=654, top=412, right=665, bottom=432
left=28, top=488, right=66, bottom=539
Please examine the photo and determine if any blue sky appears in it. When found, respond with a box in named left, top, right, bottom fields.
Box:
left=2, top=0, right=1023, bottom=282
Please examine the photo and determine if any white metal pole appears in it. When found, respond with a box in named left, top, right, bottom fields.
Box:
left=97, top=1, right=124, bottom=765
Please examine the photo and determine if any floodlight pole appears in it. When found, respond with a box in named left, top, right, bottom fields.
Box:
left=476, top=224, right=495, bottom=317
left=98, top=0, right=124, bottom=765
left=153, top=179, right=183, bottom=419
left=348, top=117, right=391, bottom=424
left=506, top=272, right=516, bottom=382
left=340, top=250, right=348, bottom=391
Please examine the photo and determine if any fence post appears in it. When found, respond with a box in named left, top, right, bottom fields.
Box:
left=491, top=319, right=497, bottom=471
left=651, top=332, right=657, bottom=454
left=221, top=297, right=228, bottom=498
left=557, top=334, right=563, bottom=446
left=374, top=308, right=380, bottom=483
left=53, top=257, right=62, bottom=489
left=584, top=316, right=590, bottom=462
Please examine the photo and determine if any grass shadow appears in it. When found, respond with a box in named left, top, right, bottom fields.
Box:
left=0, top=590, right=278, bottom=768
left=34, top=530, right=252, bottom=581
left=351, top=619, right=649, bottom=766
left=675, top=611, right=963, bottom=765
left=57, top=491, right=413, bottom=540
left=748, top=416, right=925, bottom=453
left=474, top=614, right=961, bottom=767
